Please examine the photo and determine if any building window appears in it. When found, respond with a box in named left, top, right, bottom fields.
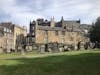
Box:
left=5, top=33, right=7, bottom=36
left=7, top=28, right=9, bottom=32
left=62, top=31, right=65, bottom=35
left=4, top=28, right=6, bottom=32
left=32, top=32, right=34, bottom=36
left=32, top=38, right=35, bottom=43
left=55, top=31, right=58, bottom=36
left=10, top=30, right=11, bottom=33
left=32, top=27, right=34, bottom=30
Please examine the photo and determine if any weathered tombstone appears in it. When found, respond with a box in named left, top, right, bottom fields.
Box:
left=59, top=47, right=64, bottom=52
left=64, top=45, right=68, bottom=51
left=74, top=45, right=77, bottom=50
left=21, top=49, right=25, bottom=55
left=53, top=43, right=59, bottom=52
left=40, top=44, right=45, bottom=53
left=70, top=44, right=75, bottom=50
left=48, top=43, right=53, bottom=52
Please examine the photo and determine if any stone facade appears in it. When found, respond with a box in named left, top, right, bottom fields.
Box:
left=0, top=25, right=14, bottom=53
left=0, top=22, right=27, bottom=52
left=12, top=24, right=27, bottom=50
left=29, top=17, right=91, bottom=47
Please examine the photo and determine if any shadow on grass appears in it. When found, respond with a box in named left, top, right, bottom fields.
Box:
left=0, top=52, right=100, bottom=75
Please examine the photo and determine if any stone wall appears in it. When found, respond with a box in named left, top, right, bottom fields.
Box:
left=35, top=29, right=86, bottom=46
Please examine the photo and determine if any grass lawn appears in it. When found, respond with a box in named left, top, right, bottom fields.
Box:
left=0, top=50, right=100, bottom=75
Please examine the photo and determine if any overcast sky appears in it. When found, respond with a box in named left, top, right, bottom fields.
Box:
left=0, top=0, right=100, bottom=30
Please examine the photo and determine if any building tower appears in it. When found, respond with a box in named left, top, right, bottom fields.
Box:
left=30, top=21, right=36, bottom=37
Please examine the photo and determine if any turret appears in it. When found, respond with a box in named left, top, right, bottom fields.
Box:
left=61, top=16, right=64, bottom=27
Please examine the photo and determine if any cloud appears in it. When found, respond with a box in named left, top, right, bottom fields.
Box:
left=0, top=0, right=100, bottom=32
left=0, top=0, right=44, bottom=31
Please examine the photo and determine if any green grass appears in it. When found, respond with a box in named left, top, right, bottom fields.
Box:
left=0, top=50, right=38, bottom=59
left=0, top=50, right=100, bottom=75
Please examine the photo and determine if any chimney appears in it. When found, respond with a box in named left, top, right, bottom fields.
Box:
left=50, top=16, right=55, bottom=27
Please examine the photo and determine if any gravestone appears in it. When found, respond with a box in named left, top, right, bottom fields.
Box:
left=40, top=44, right=45, bottom=53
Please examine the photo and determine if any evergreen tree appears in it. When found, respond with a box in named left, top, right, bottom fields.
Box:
left=90, top=17, right=100, bottom=42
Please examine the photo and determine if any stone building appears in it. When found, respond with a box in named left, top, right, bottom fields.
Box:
left=0, top=22, right=27, bottom=52
left=28, top=17, right=91, bottom=47
left=12, top=24, right=27, bottom=50
left=0, top=25, right=14, bottom=53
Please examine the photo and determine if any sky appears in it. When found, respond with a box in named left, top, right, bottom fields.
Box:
left=0, top=0, right=100, bottom=31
